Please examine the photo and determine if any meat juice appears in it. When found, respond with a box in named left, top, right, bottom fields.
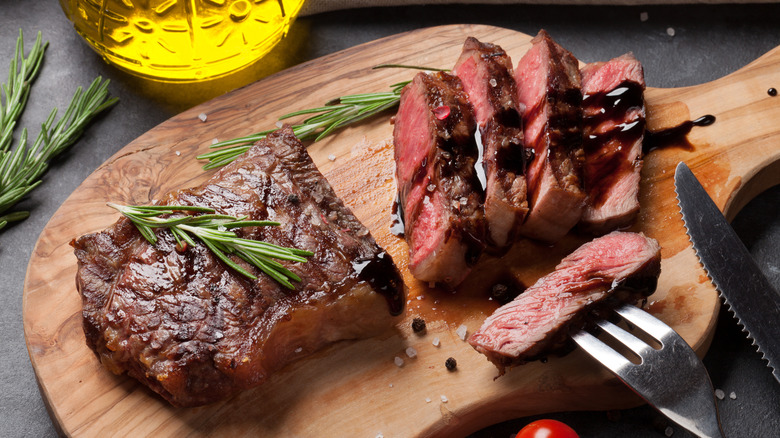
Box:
left=59, top=0, right=305, bottom=82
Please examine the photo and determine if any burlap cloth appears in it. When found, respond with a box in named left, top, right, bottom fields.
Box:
left=300, top=0, right=769, bottom=15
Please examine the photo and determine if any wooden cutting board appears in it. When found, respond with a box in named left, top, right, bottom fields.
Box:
left=23, top=25, right=780, bottom=437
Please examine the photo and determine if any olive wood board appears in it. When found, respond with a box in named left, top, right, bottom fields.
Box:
left=23, top=25, right=780, bottom=437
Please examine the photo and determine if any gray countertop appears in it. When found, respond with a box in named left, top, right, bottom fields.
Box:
left=1, top=1, right=778, bottom=437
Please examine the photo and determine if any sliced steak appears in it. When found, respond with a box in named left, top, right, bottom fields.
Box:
left=72, top=127, right=405, bottom=407
left=453, top=37, right=528, bottom=248
left=469, top=231, right=661, bottom=373
left=514, top=30, right=586, bottom=242
left=393, top=71, right=484, bottom=287
left=579, top=53, right=646, bottom=234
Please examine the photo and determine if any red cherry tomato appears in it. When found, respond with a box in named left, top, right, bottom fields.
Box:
left=515, top=419, right=579, bottom=438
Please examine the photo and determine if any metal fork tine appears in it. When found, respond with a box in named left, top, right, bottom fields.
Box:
left=571, top=329, right=634, bottom=372
left=614, top=302, right=671, bottom=341
left=594, top=318, right=654, bottom=358
left=572, top=303, right=725, bottom=438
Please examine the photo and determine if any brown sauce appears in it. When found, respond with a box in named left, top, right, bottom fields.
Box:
left=643, top=114, right=716, bottom=154
left=352, top=251, right=405, bottom=316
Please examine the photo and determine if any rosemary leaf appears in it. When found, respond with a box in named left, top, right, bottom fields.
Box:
left=0, top=31, right=118, bottom=230
left=111, top=203, right=312, bottom=289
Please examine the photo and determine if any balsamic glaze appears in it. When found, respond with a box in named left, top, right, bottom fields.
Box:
left=582, top=81, right=645, bottom=207
left=352, top=251, right=405, bottom=316
left=769, top=88, right=778, bottom=97
left=390, top=193, right=405, bottom=237
left=643, top=114, right=716, bottom=154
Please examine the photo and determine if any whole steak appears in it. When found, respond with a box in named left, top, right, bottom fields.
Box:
left=72, top=127, right=405, bottom=407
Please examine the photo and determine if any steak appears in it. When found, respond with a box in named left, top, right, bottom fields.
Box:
left=469, top=231, right=660, bottom=373
left=514, top=30, right=586, bottom=242
left=72, top=127, right=405, bottom=407
left=453, top=37, right=529, bottom=248
left=393, top=71, right=484, bottom=287
left=579, top=53, right=646, bottom=234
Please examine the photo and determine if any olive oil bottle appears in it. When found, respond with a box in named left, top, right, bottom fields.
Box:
left=59, top=0, right=305, bottom=82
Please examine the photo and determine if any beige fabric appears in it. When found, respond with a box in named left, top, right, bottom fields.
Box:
left=300, top=0, right=767, bottom=16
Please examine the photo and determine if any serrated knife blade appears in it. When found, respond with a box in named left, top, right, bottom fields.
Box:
left=674, top=161, right=780, bottom=383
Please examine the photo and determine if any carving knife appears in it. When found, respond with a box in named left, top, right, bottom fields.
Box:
left=674, top=161, right=780, bottom=383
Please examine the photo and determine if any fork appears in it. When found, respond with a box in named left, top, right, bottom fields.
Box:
left=571, top=303, right=725, bottom=438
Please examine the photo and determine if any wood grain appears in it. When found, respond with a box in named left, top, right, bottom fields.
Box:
left=22, top=25, right=780, bottom=437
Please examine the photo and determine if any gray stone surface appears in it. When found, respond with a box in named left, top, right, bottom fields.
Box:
left=1, top=2, right=778, bottom=436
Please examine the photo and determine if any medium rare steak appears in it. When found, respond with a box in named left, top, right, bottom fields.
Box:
left=469, top=231, right=660, bottom=373
left=393, top=71, right=484, bottom=287
left=72, top=127, right=405, bottom=407
left=453, top=37, right=529, bottom=248
left=579, top=53, right=646, bottom=234
left=514, top=30, right=586, bottom=242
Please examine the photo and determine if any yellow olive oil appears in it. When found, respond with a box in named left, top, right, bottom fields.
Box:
left=59, top=0, right=305, bottom=82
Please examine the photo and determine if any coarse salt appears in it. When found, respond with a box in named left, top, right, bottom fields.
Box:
left=328, top=154, right=336, bottom=161
left=212, top=138, right=219, bottom=144
left=640, top=12, right=649, bottom=22
left=389, top=383, right=394, bottom=388
left=275, top=121, right=284, bottom=128
left=456, top=324, right=468, bottom=340
left=405, top=347, right=418, bottom=358
left=175, top=151, right=181, bottom=156
left=198, top=113, right=207, bottom=122
left=394, top=356, right=404, bottom=367
left=715, top=389, right=725, bottom=400
left=440, top=395, right=448, bottom=403
left=425, top=397, right=431, bottom=403
left=664, top=426, right=674, bottom=437
left=489, top=78, right=497, bottom=87
left=729, top=391, right=736, bottom=400
left=667, top=27, right=676, bottom=37
left=294, top=347, right=302, bottom=353
left=432, top=337, right=440, bottom=347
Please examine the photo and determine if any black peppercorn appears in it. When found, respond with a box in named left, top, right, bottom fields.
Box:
left=411, top=317, right=426, bottom=333
left=445, top=357, right=457, bottom=371
left=769, top=87, right=778, bottom=97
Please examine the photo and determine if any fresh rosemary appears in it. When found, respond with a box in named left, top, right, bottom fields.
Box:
left=0, top=31, right=119, bottom=231
left=109, top=203, right=314, bottom=289
left=197, top=64, right=448, bottom=170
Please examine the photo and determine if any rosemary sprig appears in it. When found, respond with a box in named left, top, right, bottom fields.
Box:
left=109, top=203, right=314, bottom=289
left=0, top=74, right=119, bottom=230
left=197, top=64, right=448, bottom=170
left=1, top=30, right=47, bottom=152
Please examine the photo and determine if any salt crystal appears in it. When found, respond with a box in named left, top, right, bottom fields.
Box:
left=198, top=113, right=207, bottom=122
left=715, top=389, right=725, bottom=400
left=389, top=383, right=393, bottom=388
left=175, top=151, right=181, bottom=156
left=275, top=121, right=284, bottom=128
left=667, top=27, right=676, bottom=37
left=212, top=138, right=219, bottom=145
left=489, top=78, right=497, bottom=88
left=459, top=197, right=468, bottom=206
left=425, top=397, right=431, bottom=403
left=729, top=391, right=736, bottom=400
left=440, top=395, right=448, bottom=403
left=456, top=324, right=468, bottom=340
left=294, top=347, right=302, bottom=353
left=640, top=12, right=649, bottom=22
left=405, top=347, right=418, bottom=358
left=432, top=337, right=440, bottom=347
left=328, top=154, right=336, bottom=161
left=427, top=183, right=436, bottom=192
left=376, top=434, right=383, bottom=438
left=664, top=426, right=674, bottom=437
left=394, top=356, right=404, bottom=367
left=217, top=225, right=227, bottom=232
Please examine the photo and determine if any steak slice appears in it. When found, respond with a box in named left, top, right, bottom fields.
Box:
left=469, top=231, right=661, bottom=373
left=453, top=37, right=528, bottom=248
left=579, top=53, right=646, bottom=234
left=393, top=71, right=484, bottom=287
left=514, top=30, right=586, bottom=242
left=72, top=127, right=405, bottom=407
